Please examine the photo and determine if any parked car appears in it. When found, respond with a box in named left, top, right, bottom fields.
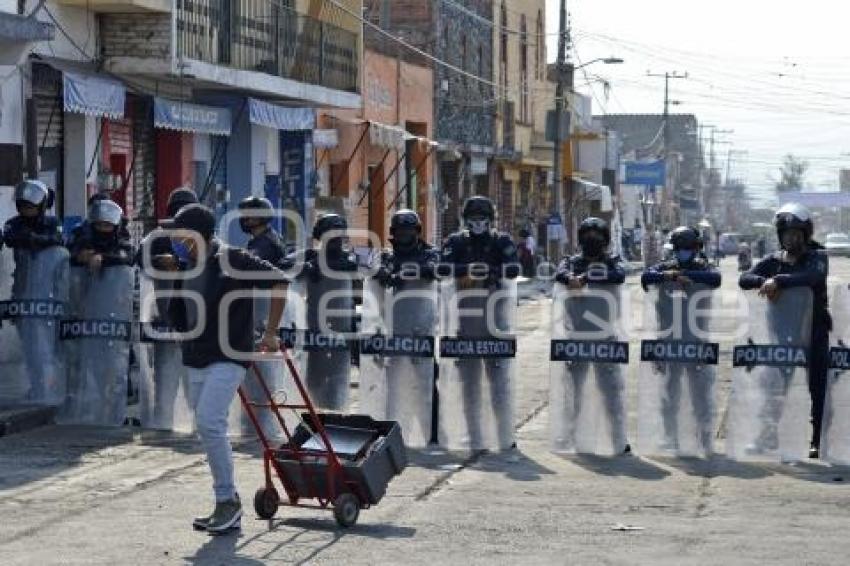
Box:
left=824, top=233, right=850, bottom=257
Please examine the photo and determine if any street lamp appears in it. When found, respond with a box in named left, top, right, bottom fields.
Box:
left=574, top=57, right=625, bottom=70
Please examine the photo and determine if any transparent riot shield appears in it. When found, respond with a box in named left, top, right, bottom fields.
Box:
left=137, top=273, right=193, bottom=433
left=550, top=283, right=628, bottom=455
left=0, top=247, right=69, bottom=406
left=60, top=265, right=134, bottom=426
left=638, top=283, right=718, bottom=457
left=438, top=278, right=517, bottom=451
left=726, top=287, right=813, bottom=462
left=822, top=283, right=850, bottom=465
left=359, top=278, right=438, bottom=448
left=0, top=242, right=19, bottom=401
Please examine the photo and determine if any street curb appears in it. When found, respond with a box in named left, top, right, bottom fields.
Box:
left=0, top=405, right=56, bottom=438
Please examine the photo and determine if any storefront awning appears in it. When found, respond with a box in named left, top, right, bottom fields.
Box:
left=62, top=71, right=126, bottom=119
left=313, top=129, right=339, bottom=148
left=573, top=177, right=613, bottom=212
left=154, top=98, right=231, bottom=136
left=369, top=121, right=407, bottom=150
left=248, top=99, right=315, bottom=131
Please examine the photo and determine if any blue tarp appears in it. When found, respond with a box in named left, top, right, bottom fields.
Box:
left=154, top=98, right=231, bottom=136
left=248, top=99, right=314, bottom=131
left=63, top=71, right=125, bottom=119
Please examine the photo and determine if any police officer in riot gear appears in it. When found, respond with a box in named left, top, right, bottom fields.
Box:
left=439, top=196, right=520, bottom=284
left=295, top=213, right=358, bottom=277
left=641, top=226, right=721, bottom=291
left=740, top=203, right=829, bottom=458
left=67, top=198, right=134, bottom=270
left=555, top=217, right=626, bottom=288
left=554, top=217, right=630, bottom=454
left=375, top=209, right=439, bottom=287
left=2, top=180, right=63, bottom=252
left=438, top=196, right=520, bottom=449
left=641, top=226, right=721, bottom=453
left=238, top=196, right=286, bottom=267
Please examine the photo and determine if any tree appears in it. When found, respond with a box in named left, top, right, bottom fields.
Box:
left=775, top=154, right=808, bottom=192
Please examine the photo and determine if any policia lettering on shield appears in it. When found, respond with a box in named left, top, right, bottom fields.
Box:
left=739, top=203, right=830, bottom=459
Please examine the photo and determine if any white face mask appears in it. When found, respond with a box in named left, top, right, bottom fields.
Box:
left=467, top=218, right=490, bottom=235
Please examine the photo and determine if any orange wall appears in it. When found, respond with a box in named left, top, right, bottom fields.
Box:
left=319, top=49, right=435, bottom=246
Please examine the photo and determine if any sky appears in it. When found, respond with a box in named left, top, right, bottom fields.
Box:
left=545, top=0, right=850, bottom=208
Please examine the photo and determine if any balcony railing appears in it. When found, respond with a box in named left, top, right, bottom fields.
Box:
left=176, top=0, right=359, bottom=93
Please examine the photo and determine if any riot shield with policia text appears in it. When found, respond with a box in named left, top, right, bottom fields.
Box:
left=59, top=265, right=134, bottom=426
left=726, top=287, right=812, bottom=462
left=638, top=282, right=719, bottom=458
left=549, top=282, right=629, bottom=455
left=0, top=246, right=69, bottom=406
left=821, top=283, right=850, bottom=465
left=438, top=278, right=517, bottom=451
left=359, top=278, right=438, bottom=448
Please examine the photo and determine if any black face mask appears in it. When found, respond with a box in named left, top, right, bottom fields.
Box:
left=580, top=233, right=607, bottom=257
left=392, top=228, right=418, bottom=251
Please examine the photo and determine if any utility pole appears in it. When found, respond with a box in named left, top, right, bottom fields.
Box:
left=551, top=0, right=571, bottom=258
left=647, top=71, right=688, bottom=156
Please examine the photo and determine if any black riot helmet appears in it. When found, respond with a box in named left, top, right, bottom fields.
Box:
left=578, top=217, right=610, bottom=257
left=312, top=213, right=347, bottom=241
left=462, top=196, right=495, bottom=221
left=166, top=187, right=199, bottom=218
left=238, top=196, right=274, bottom=234
left=15, top=180, right=51, bottom=217
left=669, top=226, right=703, bottom=251
left=669, top=226, right=703, bottom=266
left=462, top=196, right=495, bottom=236
left=390, top=209, right=421, bottom=250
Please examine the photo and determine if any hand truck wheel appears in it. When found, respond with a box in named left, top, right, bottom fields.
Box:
left=254, top=486, right=280, bottom=520
left=332, top=492, right=360, bottom=528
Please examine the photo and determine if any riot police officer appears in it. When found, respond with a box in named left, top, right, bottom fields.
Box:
left=555, top=217, right=626, bottom=288
left=375, top=209, right=439, bottom=287
left=2, top=180, right=63, bottom=252
left=553, top=217, right=629, bottom=454
left=238, top=196, right=286, bottom=267
left=67, top=198, right=133, bottom=270
left=438, top=196, right=520, bottom=284
left=641, top=226, right=721, bottom=291
left=739, top=203, right=829, bottom=458
left=640, top=226, right=721, bottom=454
left=438, top=196, right=520, bottom=450
left=136, top=186, right=199, bottom=270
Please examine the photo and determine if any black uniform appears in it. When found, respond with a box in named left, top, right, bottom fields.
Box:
left=246, top=226, right=287, bottom=268
left=66, top=221, right=134, bottom=267
left=739, top=243, right=830, bottom=446
left=437, top=229, right=520, bottom=282
left=2, top=215, right=63, bottom=252
left=555, top=254, right=626, bottom=285
left=376, top=239, right=439, bottom=286
left=641, top=254, right=721, bottom=290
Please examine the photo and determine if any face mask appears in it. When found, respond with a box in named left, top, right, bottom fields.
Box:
left=172, top=240, right=192, bottom=264
left=393, top=228, right=417, bottom=249
left=239, top=218, right=253, bottom=234
left=580, top=234, right=606, bottom=257
left=781, top=230, right=805, bottom=254
left=467, top=218, right=490, bottom=235
left=675, top=250, right=696, bottom=265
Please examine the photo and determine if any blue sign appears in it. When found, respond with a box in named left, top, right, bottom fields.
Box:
left=625, top=160, right=666, bottom=186
left=280, top=131, right=314, bottom=223
left=547, top=213, right=563, bottom=226
left=154, top=98, right=231, bottom=136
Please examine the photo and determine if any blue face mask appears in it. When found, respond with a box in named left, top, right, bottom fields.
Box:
left=675, top=250, right=696, bottom=265
left=172, top=240, right=191, bottom=264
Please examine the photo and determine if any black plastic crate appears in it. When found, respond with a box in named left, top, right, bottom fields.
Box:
left=274, top=413, right=407, bottom=505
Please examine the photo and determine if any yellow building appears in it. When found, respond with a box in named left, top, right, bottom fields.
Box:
left=492, top=0, right=551, bottom=239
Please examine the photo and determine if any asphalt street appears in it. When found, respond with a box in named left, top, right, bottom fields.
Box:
left=2, top=257, right=850, bottom=565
